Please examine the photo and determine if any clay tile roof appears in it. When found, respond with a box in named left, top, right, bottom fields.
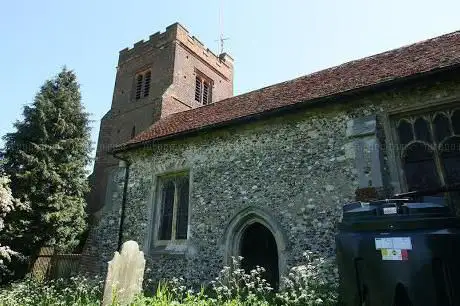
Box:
left=118, top=30, right=460, bottom=152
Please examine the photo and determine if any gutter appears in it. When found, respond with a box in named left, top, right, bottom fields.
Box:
left=112, top=152, right=131, bottom=251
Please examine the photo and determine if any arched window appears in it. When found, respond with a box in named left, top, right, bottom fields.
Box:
left=403, top=143, right=439, bottom=191
left=433, top=113, right=451, bottom=143
left=441, top=136, right=460, bottom=213
left=397, top=119, right=413, bottom=146
left=441, top=137, right=460, bottom=184
left=395, top=108, right=460, bottom=211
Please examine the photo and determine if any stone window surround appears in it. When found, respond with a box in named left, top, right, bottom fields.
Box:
left=144, top=168, right=192, bottom=255
left=382, top=96, right=460, bottom=194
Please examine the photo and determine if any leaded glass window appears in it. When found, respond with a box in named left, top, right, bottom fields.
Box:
left=395, top=108, right=460, bottom=212
left=157, top=173, right=190, bottom=242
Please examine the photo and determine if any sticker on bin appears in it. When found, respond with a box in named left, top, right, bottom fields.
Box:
left=383, top=207, right=397, bottom=215
left=381, top=248, right=409, bottom=261
left=375, top=237, right=412, bottom=250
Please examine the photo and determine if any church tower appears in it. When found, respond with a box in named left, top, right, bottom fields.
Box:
left=89, top=23, right=234, bottom=217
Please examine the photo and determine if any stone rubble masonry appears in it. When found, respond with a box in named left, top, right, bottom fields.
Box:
left=87, top=22, right=233, bottom=216
left=84, top=73, right=460, bottom=285
left=80, top=168, right=126, bottom=275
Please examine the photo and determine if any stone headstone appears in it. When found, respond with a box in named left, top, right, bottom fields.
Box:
left=102, top=241, right=146, bottom=306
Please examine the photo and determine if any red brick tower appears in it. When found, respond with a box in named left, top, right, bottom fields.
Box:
left=89, top=23, right=234, bottom=218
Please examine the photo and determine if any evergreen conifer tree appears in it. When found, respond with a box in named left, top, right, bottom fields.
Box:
left=3, top=68, right=91, bottom=255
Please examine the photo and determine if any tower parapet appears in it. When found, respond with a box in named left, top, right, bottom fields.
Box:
left=119, top=23, right=233, bottom=80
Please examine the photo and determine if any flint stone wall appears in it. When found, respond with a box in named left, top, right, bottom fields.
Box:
left=87, top=75, right=460, bottom=286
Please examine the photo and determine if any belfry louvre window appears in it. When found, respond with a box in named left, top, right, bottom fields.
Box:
left=143, top=71, right=151, bottom=97
left=135, top=75, right=143, bottom=100
left=157, top=173, right=190, bottom=241
left=195, top=75, right=212, bottom=105
left=395, top=107, right=460, bottom=211
left=135, top=70, right=151, bottom=100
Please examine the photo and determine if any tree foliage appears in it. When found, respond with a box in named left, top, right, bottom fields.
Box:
left=2, top=68, right=91, bottom=255
left=0, top=150, right=5, bottom=175
left=0, top=175, right=28, bottom=280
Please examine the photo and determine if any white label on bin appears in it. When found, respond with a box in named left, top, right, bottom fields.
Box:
left=375, top=237, right=412, bottom=250
left=375, top=238, right=393, bottom=249
left=383, top=207, right=397, bottom=214
left=392, top=237, right=412, bottom=250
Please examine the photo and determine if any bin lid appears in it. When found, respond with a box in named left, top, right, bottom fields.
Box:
left=343, top=201, right=450, bottom=219
left=340, top=200, right=459, bottom=231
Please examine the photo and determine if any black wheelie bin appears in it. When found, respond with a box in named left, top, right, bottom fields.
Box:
left=336, top=191, right=460, bottom=306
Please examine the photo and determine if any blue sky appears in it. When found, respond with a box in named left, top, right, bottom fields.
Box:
left=1, top=0, right=459, bottom=163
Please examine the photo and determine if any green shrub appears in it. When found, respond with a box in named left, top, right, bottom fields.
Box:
left=0, top=276, right=102, bottom=306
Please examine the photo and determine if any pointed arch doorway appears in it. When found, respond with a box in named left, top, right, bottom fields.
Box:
left=240, top=222, right=279, bottom=289
left=223, top=207, right=287, bottom=291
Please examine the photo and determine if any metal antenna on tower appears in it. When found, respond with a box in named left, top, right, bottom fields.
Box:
left=217, top=0, right=229, bottom=55
left=219, top=34, right=229, bottom=55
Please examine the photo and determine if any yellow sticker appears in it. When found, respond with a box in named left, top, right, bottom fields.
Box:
left=380, top=248, right=405, bottom=260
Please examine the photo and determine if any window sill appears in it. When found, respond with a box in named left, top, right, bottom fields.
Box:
left=133, top=96, right=150, bottom=102
left=149, top=242, right=189, bottom=257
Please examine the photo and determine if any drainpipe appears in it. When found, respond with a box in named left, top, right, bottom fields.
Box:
left=113, top=153, right=131, bottom=251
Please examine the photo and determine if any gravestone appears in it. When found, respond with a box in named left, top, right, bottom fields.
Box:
left=102, top=241, right=146, bottom=306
